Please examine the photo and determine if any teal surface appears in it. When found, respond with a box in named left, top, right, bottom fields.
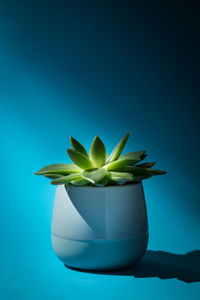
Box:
left=1, top=247, right=200, bottom=300
left=0, top=1, right=200, bottom=299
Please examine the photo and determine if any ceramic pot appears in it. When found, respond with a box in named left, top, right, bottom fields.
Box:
left=51, top=182, right=148, bottom=270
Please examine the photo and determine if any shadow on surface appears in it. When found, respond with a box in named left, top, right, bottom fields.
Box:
left=66, top=250, right=200, bottom=283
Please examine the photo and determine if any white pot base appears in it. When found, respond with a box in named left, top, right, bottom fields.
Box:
left=52, top=233, right=148, bottom=270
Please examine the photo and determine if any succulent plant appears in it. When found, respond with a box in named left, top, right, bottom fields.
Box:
left=35, top=133, right=166, bottom=187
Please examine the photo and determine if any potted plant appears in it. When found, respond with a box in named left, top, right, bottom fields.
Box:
left=35, top=133, right=166, bottom=270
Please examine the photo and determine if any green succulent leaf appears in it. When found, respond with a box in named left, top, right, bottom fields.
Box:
left=82, top=168, right=107, bottom=184
left=134, top=168, right=166, bottom=176
left=35, top=163, right=81, bottom=175
left=107, top=132, right=130, bottom=163
left=136, top=162, right=155, bottom=168
left=119, top=151, right=146, bottom=162
left=70, top=136, right=89, bottom=157
left=44, top=174, right=63, bottom=179
left=116, top=166, right=166, bottom=176
left=94, top=174, right=111, bottom=187
left=67, top=149, right=94, bottom=170
left=105, top=158, right=141, bottom=171
left=115, top=166, right=148, bottom=174
left=35, top=133, right=166, bottom=187
left=71, top=178, right=90, bottom=186
left=51, top=173, right=81, bottom=185
left=147, top=169, right=166, bottom=175
left=110, top=171, right=133, bottom=184
left=133, top=174, right=152, bottom=181
left=90, top=136, right=107, bottom=167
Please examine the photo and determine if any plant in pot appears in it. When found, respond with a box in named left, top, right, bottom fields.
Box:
left=35, top=133, right=166, bottom=270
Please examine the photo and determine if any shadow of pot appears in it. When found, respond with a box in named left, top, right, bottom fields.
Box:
left=51, top=183, right=148, bottom=270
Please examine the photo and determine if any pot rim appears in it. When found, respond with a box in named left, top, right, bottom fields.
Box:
left=65, top=181, right=142, bottom=190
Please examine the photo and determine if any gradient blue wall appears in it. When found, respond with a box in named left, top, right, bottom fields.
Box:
left=0, top=1, right=199, bottom=299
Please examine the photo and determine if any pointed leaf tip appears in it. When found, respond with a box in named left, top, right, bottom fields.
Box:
left=107, top=132, right=130, bottom=163
left=90, top=136, right=107, bottom=167
left=70, top=136, right=89, bottom=157
left=67, top=149, right=94, bottom=170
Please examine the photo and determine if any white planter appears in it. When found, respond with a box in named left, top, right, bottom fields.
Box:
left=51, top=182, right=148, bottom=270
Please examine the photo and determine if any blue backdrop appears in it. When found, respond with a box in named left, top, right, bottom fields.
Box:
left=0, top=1, right=199, bottom=299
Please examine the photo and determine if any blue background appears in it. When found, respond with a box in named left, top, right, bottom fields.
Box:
left=0, top=1, right=200, bottom=299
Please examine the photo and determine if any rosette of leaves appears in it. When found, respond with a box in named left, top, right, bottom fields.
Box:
left=35, top=133, right=166, bottom=186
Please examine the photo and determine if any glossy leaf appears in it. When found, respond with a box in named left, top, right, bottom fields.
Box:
left=105, top=158, right=141, bottom=171
left=106, top=132, right=130, bottom=163
left=90, top=136, right=107, bottom=167
left=70, top=136, right=89, bottom=157
left=82, top=168, right=107, bottom=183
left=35, top=163, right=81, bottom=175
left=51, top=173, right=81, bottom=185
left=44, top=174, right=63, bottom=179
left=94, top=174, right=111, bottom=187
left=67, top=149, right=94, bottom=170
left=110, top=171, right=133, bottom=184
left=119, top=151, right=146, bottom=162
left=71, top=178, right=90, bottom=186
